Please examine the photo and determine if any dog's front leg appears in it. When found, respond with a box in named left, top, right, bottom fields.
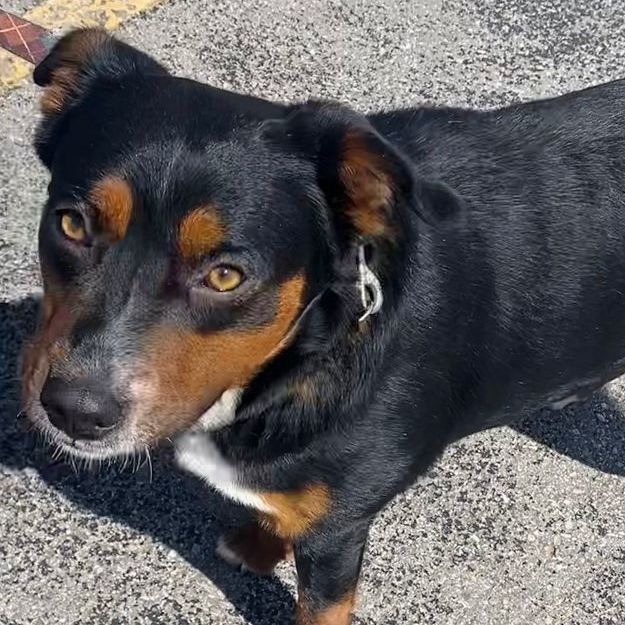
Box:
left=293, top=517, right=372, bottom=625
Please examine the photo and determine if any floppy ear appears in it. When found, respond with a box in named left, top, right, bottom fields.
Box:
left=264, top=101, right=462, bottom=249
left=33, top=28, right=167, bottom=167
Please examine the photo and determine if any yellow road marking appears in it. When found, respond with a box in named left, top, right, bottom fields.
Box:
left=0, top=0, right=167, bottom=93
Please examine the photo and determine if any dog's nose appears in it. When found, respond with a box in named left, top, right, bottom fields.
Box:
left=40, top=376, right=122, bottom=440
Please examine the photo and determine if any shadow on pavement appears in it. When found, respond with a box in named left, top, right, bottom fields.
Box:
left=2, top=295, right=625, bottom=623
left=0, top=297, right=294, bottom=625
left=513, top=393, right=625, bottom=476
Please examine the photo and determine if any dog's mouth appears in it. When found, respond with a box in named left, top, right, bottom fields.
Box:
left=22, top=349, right=146, bottom=462
left=24, top=380, right=240, bottom=463
left=26, top=396, right=141, bottom=462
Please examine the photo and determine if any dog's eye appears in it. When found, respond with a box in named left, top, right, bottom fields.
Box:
left=205, top=265, right=244, bottom=292
left=59, top=210, right=88, bottom=243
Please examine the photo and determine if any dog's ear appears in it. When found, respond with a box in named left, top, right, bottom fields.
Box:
left=33, top=28, right=167, bottom=167
left=263, top=102, right=462, bottom=249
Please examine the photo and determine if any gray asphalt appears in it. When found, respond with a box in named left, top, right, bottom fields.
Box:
left=2, top=1, right=625, bottom=624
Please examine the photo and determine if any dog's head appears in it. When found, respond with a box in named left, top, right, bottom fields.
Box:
left=22, top=29, right=460, bottom=460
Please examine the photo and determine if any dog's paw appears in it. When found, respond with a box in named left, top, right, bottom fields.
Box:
left=216, top=534, right=249, bottom=571
left=216, top=523, right=292, bottom=576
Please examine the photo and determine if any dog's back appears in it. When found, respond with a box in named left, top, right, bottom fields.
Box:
left=369, top=80, right=625, bottom=435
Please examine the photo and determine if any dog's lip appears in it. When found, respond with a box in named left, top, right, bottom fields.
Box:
left=67, top=437, right=109, bottom=449
left=28, top=398, right=136, bottom=457
left=46, top=424, right=114, bottom=451
left=34, top=409, right=114, bottom=447
left=50, top=427, right=139, bottom=460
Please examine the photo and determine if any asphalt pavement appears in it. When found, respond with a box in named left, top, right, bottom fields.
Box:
left=2, top=1, right=625, bottom=624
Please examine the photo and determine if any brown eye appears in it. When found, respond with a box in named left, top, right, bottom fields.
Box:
left=59, top=211, right=87, bottom=243
left=205, top=265, right=244, bottom=292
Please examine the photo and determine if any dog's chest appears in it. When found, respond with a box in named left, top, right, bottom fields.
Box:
left=174, top=389, right=272, bottom=513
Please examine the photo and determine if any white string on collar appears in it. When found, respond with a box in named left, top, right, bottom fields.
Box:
left=357, top=244, right=383, bottom=323
left=273, top=243, right=383, bottom=348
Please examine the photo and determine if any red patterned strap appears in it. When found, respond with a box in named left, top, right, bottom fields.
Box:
left=0, top=10, right=54, bottom=65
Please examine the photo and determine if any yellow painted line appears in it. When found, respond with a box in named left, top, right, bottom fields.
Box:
left=0, top=0, right=167, bottom=93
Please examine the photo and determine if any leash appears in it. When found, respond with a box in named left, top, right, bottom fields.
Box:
left=0, top=9, right=54, bottom=65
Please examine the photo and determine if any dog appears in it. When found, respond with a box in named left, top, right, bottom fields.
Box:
left=21, top=27, right=625, bottom=625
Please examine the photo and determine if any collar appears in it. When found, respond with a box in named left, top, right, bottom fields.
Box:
left=274, top=243, right=383, bottom=350
left=357, top=244, right=383, bottom=322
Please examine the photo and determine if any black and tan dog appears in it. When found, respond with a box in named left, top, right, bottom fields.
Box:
left=21, top=28, right=625, bottom=624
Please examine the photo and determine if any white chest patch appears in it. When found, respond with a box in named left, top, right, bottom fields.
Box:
left=176, top=432, right=272, bottom=512
left=175, top=389, right=272, bottom=513
left=195, top=388, right=242, bottom=431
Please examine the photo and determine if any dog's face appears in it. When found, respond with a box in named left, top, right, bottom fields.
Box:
left=21, top=29, right=459, bottom=460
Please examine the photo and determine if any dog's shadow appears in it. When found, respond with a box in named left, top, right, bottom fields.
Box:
left=513, top=397, right=625, bottom=476
left=2, top=297, right=625, bottom=625
left=0, top=297, right=295, bottom=625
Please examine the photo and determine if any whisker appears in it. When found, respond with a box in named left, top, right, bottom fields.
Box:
left=145, top=446, right=153, bottom=483
left=51, top=443, right=64, bottom=461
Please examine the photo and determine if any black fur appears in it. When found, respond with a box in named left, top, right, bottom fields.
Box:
left=31, top=29, right=625, bottom=622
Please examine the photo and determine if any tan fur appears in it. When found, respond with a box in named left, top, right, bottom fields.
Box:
left=291, top=375, right=318, bottom=406
left=89, top=176, right=133, bottom=241
left=296, top=590, right=356, bottom=625
left=135, top=275, right=305, bottom=440
left=20, top=284, right=76, bottom=410
left=259, top=483, right=330, bottom=539
left=39, top=29, right=111, bottom=115
left=177, top=207, right=225, bottom=261
left=340, top=131, right=394, bottom=238
left=40, top=66, right=76, bottom=114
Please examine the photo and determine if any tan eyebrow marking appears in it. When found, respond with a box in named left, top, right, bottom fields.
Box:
left=178, top=206, right=225, bottom=261
left=89, top=176, right=133, bottom=240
